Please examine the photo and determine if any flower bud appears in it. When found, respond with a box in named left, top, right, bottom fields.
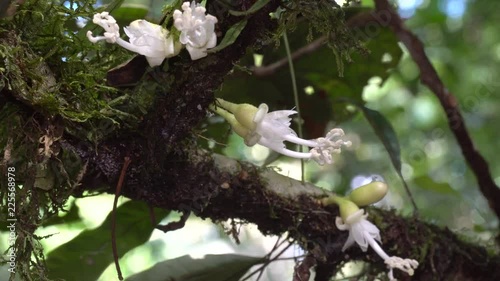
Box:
left=233, top=104, right=259, bottom=130
left=216, top=99, right=259, bottom=130
left=337, top=197, right=360, bottom=221
left=348, top=181, right=388, bottom=207
left=321, top=196, right=360, bottom=221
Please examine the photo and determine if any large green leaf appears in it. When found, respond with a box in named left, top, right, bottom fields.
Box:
left=112, top=4, right=150, bottom=24
left=46, top=200, right=170, bottom=281
left=360, top=105, right=417, bottom=210
left=126, top=254, right=265, bottom=281
left=362, top=106, right=401, bottom=171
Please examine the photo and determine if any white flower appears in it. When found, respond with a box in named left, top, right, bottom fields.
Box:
left=213, top=99, right=351, bottom=165
left=87, top=12, right=181, bottom=66
left=173, top=1, right=218, bottom=60
left=336, top=210, right=419, bottom=280
left=249, top=104, right=351, bottom=165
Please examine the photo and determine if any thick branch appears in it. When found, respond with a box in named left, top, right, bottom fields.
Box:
left=72, top=139, right=500, bottom=281
left=373, top=0, right=500, bottom=220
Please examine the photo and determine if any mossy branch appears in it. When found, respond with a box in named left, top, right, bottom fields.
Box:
left=70, top=139, right=500, bottom=281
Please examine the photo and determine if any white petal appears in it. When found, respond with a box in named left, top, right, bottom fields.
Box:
left=352, top=225, right=369, bottom=251
left=206, top=33, right=217, bottom=49
left=360, top=220, right=381, bottom=242
left=186, top=44, right=207, bottom=60
left=145, top=56, right=165, bottom=67
left=265, top=110, right=296, bottom=125
left=258, top=137, right=285, bottom=152
left=253, top=104, right=269, bottom=124
left=341, top=234, right=356, bottom=252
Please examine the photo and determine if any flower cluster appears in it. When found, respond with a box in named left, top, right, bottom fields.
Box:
left=173, top=1, right=218, bottom=60
left=321, top=181, right=419, bottom=280
left=211, top=98, right=351, bottom=165
left=87, top=1, right=217, bottom=66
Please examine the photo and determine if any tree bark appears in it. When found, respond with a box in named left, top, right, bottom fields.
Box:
left=69, top=139, right=500, bottom=281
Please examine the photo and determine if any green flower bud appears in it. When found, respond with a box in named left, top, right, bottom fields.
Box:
left=337, top=197, right=360, bottom=221
left=348, top=181, right=388, bottom=207
left=321, top=195, right=360, bottom=221
left=216, top=99, right=258, bottom=130
left=233, top=103, right=259, bottom=130
left=210, top=104, right=250, bottom=138
left=227, top=115, right=250, bottom=138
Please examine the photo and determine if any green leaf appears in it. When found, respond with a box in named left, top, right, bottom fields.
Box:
left=413, top=175, right=459, bottom=195
left=208, top=19, right=248, bottom=53
left=362, top=106, right=401, bottom=171
left=229, top=0, right=270, bottom=16
left=126, top=254, right=264, bottom=281
left=100, top=0, right=126, bottom=13
left=112, top=4, right=150, bottom=24
left=360, top=106, right=416, bottom=209
left=46, top=200, right=170, bottom=281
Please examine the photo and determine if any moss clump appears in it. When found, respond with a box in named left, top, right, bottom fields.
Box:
left=1, top=0, right=162, bottom=144
left=0, top=1, right=169, bottom=279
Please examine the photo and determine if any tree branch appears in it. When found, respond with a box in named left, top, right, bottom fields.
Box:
left=252, top=36, right=327, bottom=77
left=71, top=138, right=500, bottom=280
left=251, top=11, right=387, bottom=77
left=373, top=0, right=500, bottom=220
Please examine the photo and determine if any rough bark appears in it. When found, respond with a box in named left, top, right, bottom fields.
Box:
left=68, top=141, right=500, bottom=281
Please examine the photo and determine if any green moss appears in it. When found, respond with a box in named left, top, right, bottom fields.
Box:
left=0, top=0, right=163, bottom=144
left=0, top=1, right=171, bottom=279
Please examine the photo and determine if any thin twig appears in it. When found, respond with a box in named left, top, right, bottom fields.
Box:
left=251, top=11, right=385, bottom=77
left=253, top=36, right=327, bottom=77
left=240, top=238, right=294, bottom=281
left=374, top=0, right=500, bottom=220
left=111, top=157, right=131, bottom=281
left=283, top=32, right=306, bottom=182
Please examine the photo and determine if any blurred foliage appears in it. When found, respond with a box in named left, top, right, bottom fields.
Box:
left=126, top=254, right=264, bottom=281
left=45, top=200, right=169, bottom=280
